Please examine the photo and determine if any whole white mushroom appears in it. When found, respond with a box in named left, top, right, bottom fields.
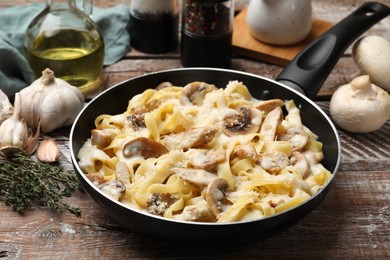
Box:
left=330, top=75, right=390, bottom=133
left=352, top=35, right=390, bottom=91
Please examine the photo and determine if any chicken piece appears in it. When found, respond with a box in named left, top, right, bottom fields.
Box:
left=85, top=173, right=106, bottom=186
left=91, top=128, right=120, bottom=149
left=304, top=150, right=326, bottom=176
left=290, top=151, right=309, bottom=178
left=98, top=180, right=126, bottom=201
left=176, top=200, right=216, bottom=222
left=278, top=127, right=309, bottom=151
left=172, top=167, right=218, bottom=189
left=258, top=151, right=289, bottom=174
left=259, top=106, right=283, bottom=143
left=304, top=150, right=324, bottom=165
left=146, top=193, right=176, bottom=216
left=115, top=161, right=132, bottom=186
left=232, top=144, right=258, bottom=160
left=162, top=126, right=218, bottom=151
left=255, top=99, right=284, bottom=115
left=190, top=149, right=226, bottom=172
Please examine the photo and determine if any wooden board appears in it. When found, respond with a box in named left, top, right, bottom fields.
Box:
left=232, top=8, right=334, bottom=66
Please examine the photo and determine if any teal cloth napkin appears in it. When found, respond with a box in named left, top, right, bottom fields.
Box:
left=0, top=3, right=131, bottom=97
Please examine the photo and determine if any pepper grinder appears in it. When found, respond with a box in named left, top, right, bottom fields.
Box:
left=129, top=0, right=179, bottom=54
left=181, top=0, right=234, bottom=68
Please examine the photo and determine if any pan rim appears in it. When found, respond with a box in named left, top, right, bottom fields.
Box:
left=69, top=67, right=341, bottom=227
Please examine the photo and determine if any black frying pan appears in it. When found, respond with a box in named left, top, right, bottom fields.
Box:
left=70, top=2, right=390, bottom=242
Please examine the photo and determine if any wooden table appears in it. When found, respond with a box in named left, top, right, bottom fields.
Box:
left=1, top=0, right=389, bottom=259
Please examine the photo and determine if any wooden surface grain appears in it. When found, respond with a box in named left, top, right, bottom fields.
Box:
left=0, top=0, right=390, bottom=259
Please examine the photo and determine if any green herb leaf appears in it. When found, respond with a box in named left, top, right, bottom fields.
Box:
left=0, top=153, right=82, bottom=217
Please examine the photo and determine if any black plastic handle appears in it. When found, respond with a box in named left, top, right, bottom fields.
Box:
left=275, top=2, right=390, bottom=99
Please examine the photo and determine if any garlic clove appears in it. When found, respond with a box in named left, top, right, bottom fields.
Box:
left=0, top=93, right=32, bottom=156
left=0, top=88, right=14, bottom=125
left=24, top=124, right=41, bottom=155
left=36, top=139, right=61, bottom=163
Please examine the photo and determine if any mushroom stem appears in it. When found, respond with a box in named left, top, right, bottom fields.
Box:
left=350, top=75, right=377, bottom=99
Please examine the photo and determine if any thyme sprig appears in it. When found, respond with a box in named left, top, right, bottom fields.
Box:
left=0, top=153, right=82, bottom=216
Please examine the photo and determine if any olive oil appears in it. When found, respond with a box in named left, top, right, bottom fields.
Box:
left=25, top=29, right=104, bottom=94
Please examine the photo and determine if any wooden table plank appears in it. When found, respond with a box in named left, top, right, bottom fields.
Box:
left=95, top=56, right=361, bottom=100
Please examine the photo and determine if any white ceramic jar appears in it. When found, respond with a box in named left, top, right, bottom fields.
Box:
left=246, top=0, right=312, bottom=45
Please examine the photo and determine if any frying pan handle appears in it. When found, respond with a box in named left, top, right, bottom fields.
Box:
left=275, top=1, right=390, bottom=99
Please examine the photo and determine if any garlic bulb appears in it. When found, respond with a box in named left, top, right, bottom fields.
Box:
left=19, top=68, right=85, bottom=133
left=0, top=93, right=39, bottom=156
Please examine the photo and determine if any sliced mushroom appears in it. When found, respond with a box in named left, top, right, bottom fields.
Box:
left=232, top=144, right=258, bottom=160
left=255, top=99, right=284, bottom=115
left=172, top=167, right=218, bottom=188
left=146, top=193, right=176, bottom=216
left=126, top=113, right=146, bottom=130
left=176, top=200, right=216, bottom=222
left=206, top=178, right=230, bottom=218
left=123, top=137, right=168, bottom=159
left=190, top=149, right=226, bottom=172
left=98, top=180, right=126, bottom=201
left=162, top=126, right=218, bottom=151
left=91, top=128, right=120, bottom=149
left=181, top=81, right=217, bottom=106
left=259, top=106, right=283, bottom=143
left=115, top=161, right=132, bottom=186
left=278, top=127, right=309, bottom=151
left=222, top=106, right=263, bottom=136
left=257, top=151, right=289, bottom=174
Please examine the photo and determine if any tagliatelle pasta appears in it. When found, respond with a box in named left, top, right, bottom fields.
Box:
left=77, top=81, right=332, bottom=223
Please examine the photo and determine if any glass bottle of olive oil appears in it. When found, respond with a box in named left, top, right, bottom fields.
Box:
left=24, top=0, right=104, bottom=95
